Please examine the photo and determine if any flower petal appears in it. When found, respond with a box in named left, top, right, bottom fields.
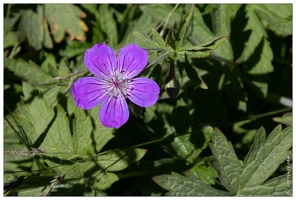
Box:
left=127, top=78, right=160, bottom=107
left=84, top=44, right=117, bottom=78
left=72, top=77, right=109, bottom=109
left=117, top=44, right=148, bottom=79
left=99, top=96, right=129, bottom=128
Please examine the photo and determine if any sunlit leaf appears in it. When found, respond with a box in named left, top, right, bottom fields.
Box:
left=255, top=4, right=292, bottom=36
left=190, top=157, right=219, bottom=185
left=154, top=125, right=292, bottom=196
left=44, top=4, right=88, bottom=43
left=211, top=4, right=233, bottom=60
left=238, top=125, right=292, bottom=189
left=178, top=36, right=229, bottom=59
left=133, top=31, right=162, bottom=50
left=59, top=39, right=91, bottom=58
left=175, top=5, right=194, bottom=50
left=151, top=28, right=166, bottom=49
left=18, top=82, right=55, bottom=143
left=272, top=112, right=292, bottom=126
left=97, top=4, right=118, bottom=47
left=237, top=4, right=274, bottom=97
left=4, top=58, right=52, bottom=86
left=4, top=31, right=18, bottom=49
left=140, top=4, right=182, bottom=28
left=17, top=5, right=44, bottom=50
left=209, top=128, right=243, bottom=194
left=153, top=171, right=229, bottom=196
left=177, top=54, right=208, bottom=89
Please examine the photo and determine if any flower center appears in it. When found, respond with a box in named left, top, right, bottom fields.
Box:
left=105, top=70, right=130, bottom=99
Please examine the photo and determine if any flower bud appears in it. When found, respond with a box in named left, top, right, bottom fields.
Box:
left=164, top=62, right=179, bottom=100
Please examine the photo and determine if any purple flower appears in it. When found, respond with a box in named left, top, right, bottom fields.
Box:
left=72, top=43, right=160, bottom=128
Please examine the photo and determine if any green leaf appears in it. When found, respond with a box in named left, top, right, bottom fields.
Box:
left=237, top=175, right=292, bottom=196
left=190, top=158, right=219, bottom=185
left=170, top=125, right=213, bottom=164
left=209, top=128, right=243, bottom=194
left=17, top=5, right=44, bottom=50
left=4, top=31, right=18, bottom=49
left=12, top=175, right=54, bottom=196
left=42, top=16, right=53, bottom=49
left=175, top=5, right=194, bottom=50
left=18, top=82, right=55, bottom=144
left=119, top=11, right=157, bottom=46
left=255, top=4, right=292, bottom=36
left=177, top=54, right=208, bottom=89
left=223, top=71, right=247, bottom=112
left=178, top=36, right=229, bottom=59
left=268, top=20, right=292, bottom=36
left=97, top=4, right=118, bottom=47
left=211, top=4, right=233, bottom=60
left=186, top=6, right=216, bottom=47
left=133, top=31, right=162, bottom=50
left=238, top=125, right=292, bottom=189
left=272, top=112, right=292, bottom=126
left=59, top=39, right=91, bottom=58
left=44, top=4, right=88, bottom=43
left=153, top=171, right=229, bottom=196
left=93, top=148, right=147, bottom=172
left=71, top=106, right=115, bottom=178
left=140, top=4, right=182, bottom=29
left=154, top=124, right=292, bottom=196
left=4, top=58, right=52, bottom=86
left=151, top=28, right=166, bottom=49
left=15, top=83, right=147, bottom=191
left=73, top=106, right=115, bottom=156
left=16, top=84, right=75, bottom=177
left=165, top=30, right=176, bottom=55
left=92, top=172, right=119, bottom=191
left=80, top=4, right=98, bottom=15
left=238, top=4, right=274, bottom=97
left=76, top=148, right=146, bottom=190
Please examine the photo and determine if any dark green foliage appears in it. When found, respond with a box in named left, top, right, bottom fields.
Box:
left=4, top=4, right=292, bottom=196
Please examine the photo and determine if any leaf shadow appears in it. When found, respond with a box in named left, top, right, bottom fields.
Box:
left=229, top=4, right=252, bottom=61
left=89, top=112, right=99, bottom=155
left=40, top=154, right=79, bottom=165
left=239, top=37, right=270, bottom=98
left=82, top=149, right=138, bottom=179
left=31, top=107, right=57, bottom=148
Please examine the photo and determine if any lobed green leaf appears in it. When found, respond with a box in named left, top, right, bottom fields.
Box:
left=209, top=128, right=243, bottom=194
left=177, top=54, right=208, bottom=89
left=272, top=112, right=292, bottom=126
left=178, top=36, right=229, bottom=60
left=151, top=28, right=166, bottom=49
left=133, top=31, right=162, bottom=50
left=4, top=58, right=53, bottom=86
left=238, top=125, right=292, bottom=189
left=97, top=4, right=118, bottom=48
left=237, top=175, right=292, bottom=196
left=17, top=5, right=44, bottom=50
left=211, top=4, right=233, bottom=60
left=237, top=4, right=274, bottom=97
left=153, top=171, right=229, bottom=196
left=44, top=4, right=88, bottom=43
left=175, top=5, right=194, bottom=50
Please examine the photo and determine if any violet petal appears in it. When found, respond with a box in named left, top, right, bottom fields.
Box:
left=99, top=96, right=129, bottom=128
left=117, top=44, right=148, bottom=79
left=84, top=44, right=117, bottom=78
left=72, top=77, right=109, bottom=110
left=127, top=77, right=160, bottom=107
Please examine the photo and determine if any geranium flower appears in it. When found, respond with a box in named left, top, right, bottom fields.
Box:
left=72, top=43, right=160, bottom=128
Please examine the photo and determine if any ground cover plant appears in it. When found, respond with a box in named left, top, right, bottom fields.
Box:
left=4, top=4, right=292, bottom=196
